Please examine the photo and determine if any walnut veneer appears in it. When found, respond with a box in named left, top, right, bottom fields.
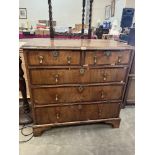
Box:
left=22, top=39, right=134, bottom=136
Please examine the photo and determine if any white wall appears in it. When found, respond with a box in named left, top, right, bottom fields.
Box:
left=113, top=0, right=126, bottom=24
left=101, top=0, right=135, bottom=27
left=92, top=0, right=135, bottom=27
left=53, top=0, right=81, bottom=27
left=126, top=0, right=135, bottom=8
left=92, top=0, right=110, bottom=27
left=19, top=0, right=135, bottom=28
left=19, top=0, right=81, bottom=28
left=19, top=0, right=49, bottom=27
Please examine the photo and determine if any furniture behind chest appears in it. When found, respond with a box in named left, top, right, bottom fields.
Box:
left=22, top=38, right=134, bottom=136
left=19, top=49, right=30, bottom=99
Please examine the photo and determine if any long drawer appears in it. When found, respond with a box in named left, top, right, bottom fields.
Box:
left=85, top=50, right=130, bottom=65
left=27, top=50, right=81, bottom=65
left=30, top=67, right=127, bottom=85
left=35, top=103, right=120, bottom=124
left=32, top=85, right=123, bottom=104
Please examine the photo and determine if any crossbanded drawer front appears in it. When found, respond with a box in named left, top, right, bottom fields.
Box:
left=27, top=51, right=80, bottom=65
left=32, top=85, right=123, bottom=104
left=30, top=68, right=126, bottom=85
left=35, top=103, right=120, bottom=124
left=85, top=50, right=130, bottom=65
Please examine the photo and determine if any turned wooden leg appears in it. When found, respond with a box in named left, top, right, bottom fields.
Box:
left=104, top=118, right=121, bottom=128
left=33, top=126, right=51, bottom=137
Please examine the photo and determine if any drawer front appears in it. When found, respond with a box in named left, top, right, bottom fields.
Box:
left=35, top=105, right=79, bottom=124
left=35, top=103, right=120, bottom=124
left=98, top=103, right=120, bottom=119
left=27, top=51, right=80, bottom=65
left=33, top=85, right=123, bottom=104
left=85, top=51, right=130, bottom=65
left=30, top=68, right=126, bottom=85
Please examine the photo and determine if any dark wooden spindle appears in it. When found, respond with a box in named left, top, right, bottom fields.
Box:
left=81, top=0, right=86, bottom=38
left=88, top=0, right=93, bottom=39
left=48, top=0, right=54, bottom=38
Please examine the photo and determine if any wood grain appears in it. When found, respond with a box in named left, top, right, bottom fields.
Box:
left=30, top=68, right=127, bottom=85
left=35, top=103, right=120, bottom=125
left=85, top=50, right=130, bottom=65
left=22, top=39, right=134, bottom=136
left=27, top=50, right=80, bottom=66
left=21, top=39, right=134, bottom=50
left=32, top=85, right=123, bottom=104
left=33, top=117, right=121, bottom=136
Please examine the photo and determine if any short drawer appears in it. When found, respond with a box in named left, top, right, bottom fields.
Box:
left=35, top=103, right=120, bottom=124
left=30, top=67, right=127, bottom=85
left=27, top=50, right=80, bottom=65
left=85, top=50, right=130, bottom=65
left=32, top=85, right=123, bottom=104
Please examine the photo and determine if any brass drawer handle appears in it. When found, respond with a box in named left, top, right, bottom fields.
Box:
left=98, top=109, right=102, bottom=116
left=56, top=113, right=60, bottom=119
left=102, top=72, right=108, bottom=81
left=54, top=74, right=59, bottom=83
left=117, top=55, right=122, bottom=63
left=67, top=56, right=71, bottom=65
left=101, top=91, right=105, bottom=99
left=78, top=86, right=84, bottom=93
left=80, top=68, right=85, bottom=75
left=55, top=94, right=58, bottom=101
left=94, top=56, right=97, bottom=65
left=78, top=105, right=82, bottom=110
left=38, top=55, right=44, bottom=64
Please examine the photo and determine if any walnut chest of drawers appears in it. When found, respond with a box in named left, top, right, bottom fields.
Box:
left=22, top=39, right=134, bottom=136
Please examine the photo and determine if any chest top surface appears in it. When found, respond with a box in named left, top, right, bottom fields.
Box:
left=21, top=38, right=134, bottom=50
